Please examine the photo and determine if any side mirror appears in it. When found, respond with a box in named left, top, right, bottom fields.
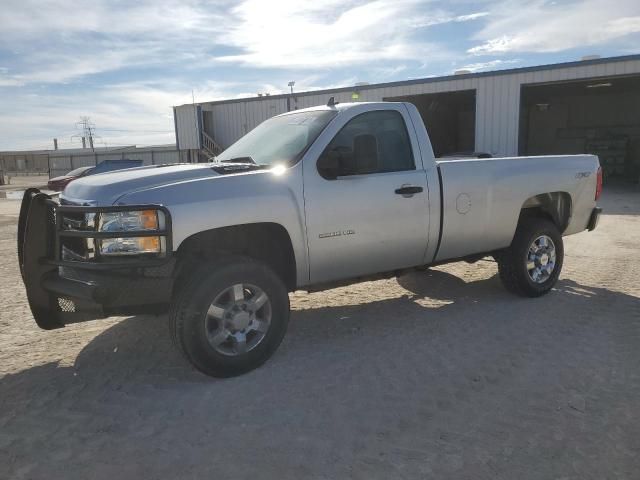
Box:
left=317, top=149, right=342, bottom=180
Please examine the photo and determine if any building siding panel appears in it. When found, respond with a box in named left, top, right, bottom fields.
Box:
left=174, top=104, right=201, bottom=150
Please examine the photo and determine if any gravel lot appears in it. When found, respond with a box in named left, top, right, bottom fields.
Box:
left=1, top=187, right=639, bottom=479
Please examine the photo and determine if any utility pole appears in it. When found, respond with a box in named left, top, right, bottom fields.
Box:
left=287, top=81, right=296, bottom=112
left=53, top=138, right=58, bottom=150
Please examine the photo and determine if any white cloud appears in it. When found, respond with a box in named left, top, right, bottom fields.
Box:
left=455, top=12, right=489, bottom=22
left=0, top=0, right=466, bottom=85
left=0, top=0, right=224, bottom=39
left=214, top=0, right=455, bottom=68
left=458, top=58, right=520, bottom=72
left=468, top=36, right=514, bottom=54
left=0, top=0, right=229, bottom=85
left=1, top=0, right=638, bottom=150
left=0, top=80, right=243, bottom=150
left=607, top=16, right=640, bottom=36
left=468, top=0, right=640, bottom=54
left=0, top=0, right=488, bottom=88
left=0, top=74, right=23, bottom=87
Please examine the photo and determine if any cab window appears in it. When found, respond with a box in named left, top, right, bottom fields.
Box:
left=318, top=110, right=414, bottom=179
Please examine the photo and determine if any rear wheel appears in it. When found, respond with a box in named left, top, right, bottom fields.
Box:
left=170, top=257, right=289, bottom=377
left=495, top=217, right=564, bottom=297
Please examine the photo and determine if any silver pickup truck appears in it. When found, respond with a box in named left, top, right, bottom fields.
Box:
left=18, top=101, right=602, bottom=377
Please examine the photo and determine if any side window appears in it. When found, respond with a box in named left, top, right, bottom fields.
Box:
left=318, top=110, right=415, bottom=178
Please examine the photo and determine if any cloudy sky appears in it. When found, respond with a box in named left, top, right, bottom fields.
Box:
left=1, top=0, right=639, bottom=150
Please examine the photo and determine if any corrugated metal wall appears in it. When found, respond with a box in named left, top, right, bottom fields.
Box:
left=174, top=104, right=202, bottom=150
left=182, top=56, right=640, bottom=157
left=0, top=153, right=49, bottom=175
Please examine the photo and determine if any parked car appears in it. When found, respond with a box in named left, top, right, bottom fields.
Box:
left=47, top=159, right=144, bottom=191
left=19, top=101, right=602, bottom=377
left=47, top=166, right=94, bottom=191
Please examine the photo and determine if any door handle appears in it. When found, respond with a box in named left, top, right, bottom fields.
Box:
left=395, top=185, right=423, bottom=195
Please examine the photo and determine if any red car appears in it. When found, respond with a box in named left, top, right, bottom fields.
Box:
left=47, top=166, right=94, bottom=191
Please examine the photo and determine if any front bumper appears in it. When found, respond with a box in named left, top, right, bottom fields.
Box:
left=18, top=189, right=175, bottom=329
left=587, top=207, right=602, bottom=231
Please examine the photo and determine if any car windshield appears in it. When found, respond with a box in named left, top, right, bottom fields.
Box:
left=66, top=166, right=93, bottom=177
left=215, top=110, right=337, bottom=166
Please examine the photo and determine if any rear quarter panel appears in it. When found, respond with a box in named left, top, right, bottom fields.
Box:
left=435, top=154, right=599, bottom=262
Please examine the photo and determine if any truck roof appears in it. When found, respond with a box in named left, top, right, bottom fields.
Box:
left=278, top=101, right=402, bottom=116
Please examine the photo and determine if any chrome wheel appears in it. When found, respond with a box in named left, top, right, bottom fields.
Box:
left=204, top=283, right=272, bottom=356
left=526, top=235, right=557, bottom=284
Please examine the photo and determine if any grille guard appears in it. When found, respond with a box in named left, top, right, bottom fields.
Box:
left=18, top=189, right=173, bottom=329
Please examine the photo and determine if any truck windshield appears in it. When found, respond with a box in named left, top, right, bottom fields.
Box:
left=215, top=110, right=337, bottom=167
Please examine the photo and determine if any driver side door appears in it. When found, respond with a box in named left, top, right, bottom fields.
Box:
left=302, top=105, right=430, bottom=284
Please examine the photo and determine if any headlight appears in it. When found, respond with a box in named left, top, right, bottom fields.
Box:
left=98, top=236, right=164, bottom=256
left=98, top=210, right=164, bottom=232
left=96, top=209, right=166, bottom=257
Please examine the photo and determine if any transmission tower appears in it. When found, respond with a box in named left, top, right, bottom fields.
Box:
left=73, top=116, right=101, bottom=151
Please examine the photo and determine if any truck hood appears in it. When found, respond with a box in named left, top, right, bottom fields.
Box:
left=61, top=163, right=223, bottom=205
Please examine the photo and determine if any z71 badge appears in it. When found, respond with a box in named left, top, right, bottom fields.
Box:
left=319, top=230, right=355, bottom=239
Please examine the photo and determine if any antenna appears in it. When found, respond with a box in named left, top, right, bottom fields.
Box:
left=327, top=96, right=339, bottom=107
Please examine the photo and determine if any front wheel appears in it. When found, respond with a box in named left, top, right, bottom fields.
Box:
left=170, top=257, right=290, bottom=377
left=495, top=217, right=564, bottom=297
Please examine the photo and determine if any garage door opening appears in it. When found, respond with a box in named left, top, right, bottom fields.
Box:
left=385, top=90, right=476, bottom=157
left=519, top=75, right=640, bottom=180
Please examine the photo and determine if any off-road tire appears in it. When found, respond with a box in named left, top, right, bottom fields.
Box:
left=170, top=256, right=290, bottom=377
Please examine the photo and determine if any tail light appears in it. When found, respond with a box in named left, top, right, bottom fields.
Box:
left=595, top=166, right=603, bottom=201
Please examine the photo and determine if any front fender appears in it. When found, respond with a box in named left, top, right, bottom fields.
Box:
left=116, top=166, right=310, bottom=286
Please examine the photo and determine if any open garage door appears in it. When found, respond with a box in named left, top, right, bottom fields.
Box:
left=519, top=75, right=640, bottom=181
left=385, top=90, right=476, bottom=158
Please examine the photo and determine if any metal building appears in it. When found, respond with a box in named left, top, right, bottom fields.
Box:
left=174, top=54, right=640, bottom=179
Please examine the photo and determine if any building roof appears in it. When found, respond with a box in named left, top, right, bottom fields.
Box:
left=178, top=53, right=640, bottom=108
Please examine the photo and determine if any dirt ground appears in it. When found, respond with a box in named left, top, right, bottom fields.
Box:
left=0, top=175, right=49, bottom=195
left=1, top=186, right=639, bottom=480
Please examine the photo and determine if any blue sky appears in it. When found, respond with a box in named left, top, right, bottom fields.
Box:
left=1, top=0, right=639, bottom=150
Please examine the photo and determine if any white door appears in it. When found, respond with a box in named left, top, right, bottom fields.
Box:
left=303, top=106, right=430, bottom=284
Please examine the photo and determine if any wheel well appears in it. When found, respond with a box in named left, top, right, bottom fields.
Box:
left=175, top=223, right=297, bottom=291
left=519, top=192, right=572, bottom=232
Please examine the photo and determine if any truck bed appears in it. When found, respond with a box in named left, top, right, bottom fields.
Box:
left=433, top=154, right=599, bottom=262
